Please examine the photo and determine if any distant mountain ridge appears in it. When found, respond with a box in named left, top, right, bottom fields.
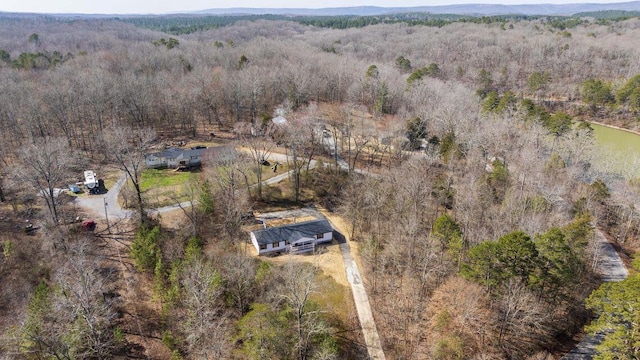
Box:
left=193, top=1, right=640, bottom=16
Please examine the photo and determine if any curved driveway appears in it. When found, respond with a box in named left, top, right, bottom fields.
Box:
left=74, top=172, right=133, bottom=220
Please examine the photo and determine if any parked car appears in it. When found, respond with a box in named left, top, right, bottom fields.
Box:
left=81, top=220, right=96, bottom=231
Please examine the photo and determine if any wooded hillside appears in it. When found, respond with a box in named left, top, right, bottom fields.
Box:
left=1, top=14, right=640, bottom=359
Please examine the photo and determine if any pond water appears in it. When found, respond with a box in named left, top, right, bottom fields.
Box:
left=590, top=123, right=640, bottom=178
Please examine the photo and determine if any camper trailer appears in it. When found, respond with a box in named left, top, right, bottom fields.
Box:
left=84, top=170, right=97, bottom=190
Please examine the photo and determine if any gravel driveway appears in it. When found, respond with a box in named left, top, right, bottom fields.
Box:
left=74, top=172, right=133, bottom=220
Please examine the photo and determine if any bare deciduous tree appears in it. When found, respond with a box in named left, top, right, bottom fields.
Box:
left=283, top=114, right=321, bottom=202
left=221, top=254, right=257, bottom=315
left=205, top=146, right=251, bottom=240
left=54, top=241, right=119, bottom=359
left=102, top=126, right=155, bottom=223
left=279, top=262, right=334, bottom=360
left=244, top=137, right=273, bottom=200
left=12, top=137, right=74, bottom=224
left=179, top=256, right=230, bottom=358
left=14, top=238, right=119, bottom=359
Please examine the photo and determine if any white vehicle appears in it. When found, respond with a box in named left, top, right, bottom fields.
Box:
left=83, top=170, right=97, bottom=189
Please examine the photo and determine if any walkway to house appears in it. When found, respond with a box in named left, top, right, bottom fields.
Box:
left=340, top=240, right=386, bottom=360
left=321, top=211, right=386, bottom=360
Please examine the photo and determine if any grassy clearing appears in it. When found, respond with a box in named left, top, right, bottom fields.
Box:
left=120, top=168, right=199, bottom=209
left=311, top=271, right=362, bottom=356
left=140, top=169, right=192, bottom=191
left=312, top=273, right=352, bottom=320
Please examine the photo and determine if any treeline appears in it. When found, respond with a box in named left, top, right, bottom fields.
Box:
left=120, top=13, right=464, bottom=34
left=296, top=13, right=465, bottom=29
left=122, top=14, right=293, bottom=34
left=574, top=9, right=640, bottom=20
left=2, top=10, right=638, bottom=36
left=115, top=11, right=640, bottom=34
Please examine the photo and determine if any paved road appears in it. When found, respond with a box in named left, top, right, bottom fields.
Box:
left=562, top=229, right=628, bottom=360
left=75, top=154, right=317, bottom=221
left=146, top=200, right=196, bottom=216
left=563, top=333, right=607, bottom=360
left=593, top=230, right=628, bottom=282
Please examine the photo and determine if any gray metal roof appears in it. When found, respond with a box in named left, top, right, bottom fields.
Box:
left=146, top=147, right=206, bottom=160
left=252, top=219, right=333, bottom=245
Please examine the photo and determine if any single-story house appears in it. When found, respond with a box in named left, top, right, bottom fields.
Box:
left=250, top=219, right=334, bottom=256
left=145, top=147, right=206, bottom=169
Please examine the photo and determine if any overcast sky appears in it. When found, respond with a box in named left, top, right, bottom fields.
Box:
left=0, top=0, right=628, bottom=14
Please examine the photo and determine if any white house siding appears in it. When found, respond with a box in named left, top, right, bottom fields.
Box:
left=271, top=241, right=287, bottom=252
left=252, top=234, right=287, bottom=255
left=145, top=157, right=163, bottom=168
left=251, top=233, right=262, bottom=255
left=316, top=231, right=333, bottom=244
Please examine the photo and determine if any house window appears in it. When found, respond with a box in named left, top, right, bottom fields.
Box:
left=316, top=233, right=325, bottom=239
left=259, top=244, right=267, bottom=250
left=272, top=242, right=280, bottom=249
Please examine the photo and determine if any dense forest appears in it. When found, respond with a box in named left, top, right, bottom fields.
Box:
left=1, top=12, right=640, bottom=359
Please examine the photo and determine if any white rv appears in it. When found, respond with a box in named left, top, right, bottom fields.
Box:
left=84, top=170, right=97, bottom=189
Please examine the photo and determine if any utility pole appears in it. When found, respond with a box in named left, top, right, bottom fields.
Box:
left=104, top=197, right=110, bottom=234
